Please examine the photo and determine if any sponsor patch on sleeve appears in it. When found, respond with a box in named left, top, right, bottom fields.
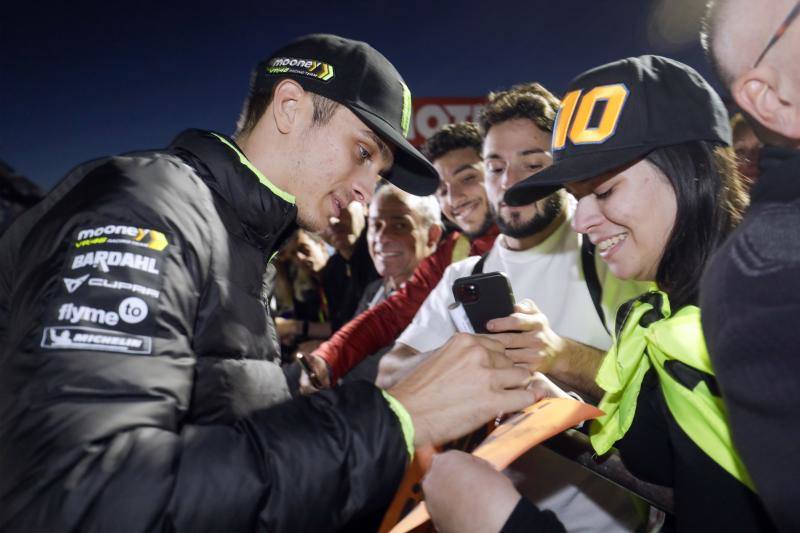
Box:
left=41, top=326, right=152, bottom=354
left=40, top=223, right=170, bottom=355
left=72, top=224, right=169, bottom=252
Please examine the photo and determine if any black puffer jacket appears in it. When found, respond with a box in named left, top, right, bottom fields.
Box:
left=0, top=130, right=407, bottom=532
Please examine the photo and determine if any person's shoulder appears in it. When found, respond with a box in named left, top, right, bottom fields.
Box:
left=723, top=201, right=800, bottom=278
left=111, top=150, right=204, bottom=192
left=445, top=253, right=481, bottom=277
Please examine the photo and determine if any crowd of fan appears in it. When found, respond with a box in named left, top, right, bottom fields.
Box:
left=2, top=1, right=797, bottom=531
left=262, top=77, right=767, bottom=531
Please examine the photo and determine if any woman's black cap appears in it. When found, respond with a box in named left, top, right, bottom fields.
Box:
left=505, top=55, right=731, bottom=206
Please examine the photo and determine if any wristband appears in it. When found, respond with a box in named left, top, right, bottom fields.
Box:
left=381, top=390, right=415, bottom=461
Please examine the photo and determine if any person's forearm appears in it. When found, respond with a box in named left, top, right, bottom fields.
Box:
left=315, top=308, right=396, bottom=381
left=547, top=339, right=604, bottom=400
left=316, top=245, right=452, bottom=382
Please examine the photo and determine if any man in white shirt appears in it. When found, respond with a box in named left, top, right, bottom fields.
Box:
left=378, top=82, right=648, bottom=532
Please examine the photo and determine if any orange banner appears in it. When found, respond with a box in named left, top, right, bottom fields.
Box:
left=386, top=397, right=603, bottom=533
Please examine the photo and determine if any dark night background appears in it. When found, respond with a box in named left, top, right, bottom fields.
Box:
left=2, top=0, right=713, bottom=190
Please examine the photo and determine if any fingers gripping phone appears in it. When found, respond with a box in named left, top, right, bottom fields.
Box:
left=452, top=272, right=515, bottom=334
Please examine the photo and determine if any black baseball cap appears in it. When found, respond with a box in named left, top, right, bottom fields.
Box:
left=505, top=55, right=731, bottom=206
left=254, top=33, right=437, bottom=196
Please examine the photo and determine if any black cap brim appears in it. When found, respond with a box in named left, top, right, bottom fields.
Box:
left=349, top=104, right=439, bottom=196
left=504, top=144, right=656, bottom=206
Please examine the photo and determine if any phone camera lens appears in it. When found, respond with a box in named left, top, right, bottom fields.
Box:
left=458, top=283, right=479, bottom=304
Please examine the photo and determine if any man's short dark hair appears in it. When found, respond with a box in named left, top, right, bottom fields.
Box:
left=479, top=82, right=561, bottom=136
left=421, top=122, right=483, bottom=163
left=235, top=73, right=340, bottom=137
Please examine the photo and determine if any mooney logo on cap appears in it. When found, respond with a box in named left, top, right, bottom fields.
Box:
left=267, top=57, right=335, bottom=82
left=553, top=84, right=629, bottom=150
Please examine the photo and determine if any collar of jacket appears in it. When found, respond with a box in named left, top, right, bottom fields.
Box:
left=169, top=129, right=298, bottom=251
left=751, top=146, right=800, bottom=206
left=469, top=224, right=500, bottom=255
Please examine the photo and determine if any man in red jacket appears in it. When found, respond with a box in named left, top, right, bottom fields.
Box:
left=302, top=122, right=499, bottom=389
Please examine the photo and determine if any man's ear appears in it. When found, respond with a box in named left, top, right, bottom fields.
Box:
left=271, top=79, right=305, bottom=135
left=426, top=223, right=443, bottom=251
left=733, top=66, right=800, bottom=141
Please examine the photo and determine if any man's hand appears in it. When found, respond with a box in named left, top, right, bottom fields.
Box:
left=486, top=299, right=605, bottom=399
left=298, top=352, right=332, bottom=394
left=298, top=339, right=323, bottom=354
left=376, top=342, right=425, bottom=389
left=388, top=333, right=536, bottom=448
left=526, top=371, right=572, bottom=402
left=485, top=299, right=565, bottom=372
left=423, top=450, right=521, bottom=533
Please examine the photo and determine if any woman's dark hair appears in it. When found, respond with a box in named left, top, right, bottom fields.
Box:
left=646, top=140, right=748, bottom=309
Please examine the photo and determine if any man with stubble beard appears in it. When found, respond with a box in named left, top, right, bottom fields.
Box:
left=378, top=82, right=647, bottom=532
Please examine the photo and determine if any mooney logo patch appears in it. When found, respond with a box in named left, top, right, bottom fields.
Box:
left=74, top=224, right=168, bottom=252
left=267, top=57, right=335, bottom=82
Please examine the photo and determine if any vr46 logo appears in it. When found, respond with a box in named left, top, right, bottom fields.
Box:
left=553, top=84, right=629, bottom=150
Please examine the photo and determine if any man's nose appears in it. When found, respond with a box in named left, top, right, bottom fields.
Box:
left=572, top=195, right=602, bottom=235
left=351, top=170, right=378, bottom=207
left=446, top=182, right=463, bottom=207
left=501, top=165, right=526, bottom=190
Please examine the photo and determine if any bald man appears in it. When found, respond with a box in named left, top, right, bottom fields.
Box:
left=701, top=2, right=800, bottom=531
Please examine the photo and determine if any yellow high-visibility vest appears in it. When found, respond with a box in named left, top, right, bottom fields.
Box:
left=590, top=291, right=754, bottom=489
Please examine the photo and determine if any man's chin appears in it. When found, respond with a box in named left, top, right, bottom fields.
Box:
left=495, top=194, right=564, bottom=239
left=459, top=214, right=494, bottom=239
left=295, top=209, right=326, bottom=233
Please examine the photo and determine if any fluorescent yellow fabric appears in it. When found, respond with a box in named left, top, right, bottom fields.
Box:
left=590, top=291, right=753, bottom=489
left=381, top=390, right=415, bottom=461
left=451, top=233, right=471, bottom=263
left=211, top=133, right=296, bottom=204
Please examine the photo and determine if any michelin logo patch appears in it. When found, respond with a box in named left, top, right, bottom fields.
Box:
left=41, top=326, right=152, bottom=354
left=73, top=224, right=168, bottom=252
left=266, top=56, right=335, bottom=82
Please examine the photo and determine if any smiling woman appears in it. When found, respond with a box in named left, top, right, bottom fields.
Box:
left=434, top=56, right=771, bottom=533
left=570, top=141, right=745, bottom=310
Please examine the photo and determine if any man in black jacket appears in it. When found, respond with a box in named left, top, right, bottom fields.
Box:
left=702, top=2, right=800, bottom=531
left=0, top=34, right=536, bottom=532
